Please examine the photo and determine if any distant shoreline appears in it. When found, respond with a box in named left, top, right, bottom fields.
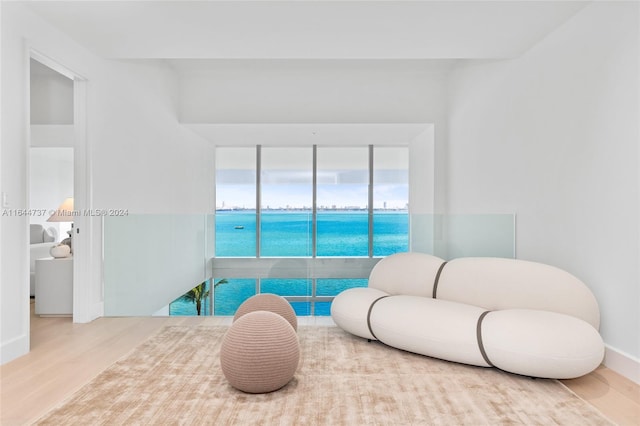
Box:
left=216, top=209, right=408, bottom=212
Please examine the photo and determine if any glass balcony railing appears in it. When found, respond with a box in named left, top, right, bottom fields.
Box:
left=103, top=214, right=213, bottom=317
left=103, top=213, right=515, bottom=317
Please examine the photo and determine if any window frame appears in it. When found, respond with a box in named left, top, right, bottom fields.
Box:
left=217, top=144, right=408, bottom=258
left=213, top=143, right=412, bottom=316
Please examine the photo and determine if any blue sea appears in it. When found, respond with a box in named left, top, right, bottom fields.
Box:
left=170, top=211, right=408, bottom=316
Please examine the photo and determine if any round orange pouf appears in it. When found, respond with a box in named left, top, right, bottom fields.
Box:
left=220, top=311, right=300, bottom=394
left=233, top=293, right=298, bottom=331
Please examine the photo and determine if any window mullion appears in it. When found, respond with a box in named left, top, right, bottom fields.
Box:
left=312, top=145, right=317, bottom=258
left=256, top=145, right=261, bottom=258
left=368, top=144, right=374, bottom=258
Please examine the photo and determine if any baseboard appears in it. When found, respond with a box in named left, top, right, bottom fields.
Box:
left=90, top=301, right=104, bottom=320
left=0, top=333, right=29, bottom=365
left=604, top=344, right=640, bottom=385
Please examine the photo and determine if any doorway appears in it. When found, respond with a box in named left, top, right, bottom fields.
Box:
left=29, top=58, right=74, bottom=318
left=28, top=51, right=91, bottom=326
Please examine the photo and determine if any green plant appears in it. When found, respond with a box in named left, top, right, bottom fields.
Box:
left=214, top=278, right=228, bottom=289
left=182, top=278, right=228, bottom=315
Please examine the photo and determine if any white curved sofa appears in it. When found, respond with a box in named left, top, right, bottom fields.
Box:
left=331, top=252, right=604, bottom=379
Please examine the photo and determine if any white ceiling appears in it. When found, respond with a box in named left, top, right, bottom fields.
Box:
left=25, top=1, right=588, bottom=60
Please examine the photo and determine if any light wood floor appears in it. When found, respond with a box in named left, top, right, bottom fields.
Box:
left=1, top=302, right=638, bottom=426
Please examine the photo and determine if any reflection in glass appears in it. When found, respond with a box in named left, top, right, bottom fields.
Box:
left=317, top=278, right=368, bottom=296
left=213, top=278, right=257, bottom=315
left=262, top=278, right=312, bottom=297
left=169, top=280, right=211, bottom=316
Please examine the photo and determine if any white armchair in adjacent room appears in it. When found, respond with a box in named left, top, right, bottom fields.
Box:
left=29, top=224, right=58, bottom=297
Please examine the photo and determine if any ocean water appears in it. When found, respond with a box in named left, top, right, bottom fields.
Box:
left=170, top=211, right=408, bottom=316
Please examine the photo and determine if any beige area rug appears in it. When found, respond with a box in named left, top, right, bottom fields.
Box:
left=36, top=325, right=613, bottom=425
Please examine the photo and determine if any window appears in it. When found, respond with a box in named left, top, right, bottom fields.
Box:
left=261, top=147, right=313, bottom=257
left=215, top=147, right=256, bottom=257
left=317, top=147, right=369, bottom=256
left=373, top=147, right=409, bottom=256
left=213, top=145, right=408, bottom=316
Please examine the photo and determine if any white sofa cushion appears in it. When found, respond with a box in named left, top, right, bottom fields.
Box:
left=330, top=287, right=388, bottom=340
left=370, top=295, right=490, bottom=367
left=437, top=257, right=600, bottom=329
left=43, top=227, right=56, bottom=242
left=31, top=224, right=45, bottom=244
left=30, top=224, right=58, bottom=244
left=481, top=309, right=605, bottom=379
left=368, top=252, right=445, bottom=297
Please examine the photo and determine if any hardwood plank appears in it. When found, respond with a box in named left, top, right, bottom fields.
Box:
left=2, top=315, right=171, bottom=425
left=562, top=366, right=640, bottom=426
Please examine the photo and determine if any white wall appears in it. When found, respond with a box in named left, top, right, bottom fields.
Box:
left=447, top=1, right=639, bottom=368
left=178, top=60, right=450, bottom=125
left=0, top=3, right=32, bottom=364
left=1, top=3, right=214, bottom=364
left=90, top=60, right=214, bottom=214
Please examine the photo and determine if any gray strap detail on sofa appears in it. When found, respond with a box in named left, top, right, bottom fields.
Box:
left=366, top=295, right=390, bottom=341
left=432, top=261, right=448, bottom=299
left=476, top=311, right=494, bottom=367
